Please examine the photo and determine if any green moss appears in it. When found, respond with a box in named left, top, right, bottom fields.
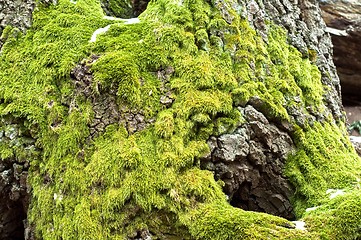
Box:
left=304, top=191, right=361, bottom=239
left=0, top=0, right=360, bottom=239
left=155, top=110, right=174, bottom=138
left=286, top=122, right=361, bottom=216
left=181, top=201, right=319, bottom=240
left=92, top=50, right=141, bottom=105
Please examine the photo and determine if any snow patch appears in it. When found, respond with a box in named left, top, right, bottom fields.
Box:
left=90, top=25, right=111, bottom=43
left=350, top=136, right=361, bottom=143
left=123, top=18, right=140, bottom=24
left=305, top=206, right=319, bottom=212
left=53, top=193, right=63, bottom=201
left=325, top=27, right=348, bottom=37
left=326, top=189, right=345, bottom=199
left=103, top=16, right=121, bottom=21
left=90, top=18, right=140, bottom=43
left=292, top=221, right=306, bottom=230
left=103, top=16, right=140, bottom=24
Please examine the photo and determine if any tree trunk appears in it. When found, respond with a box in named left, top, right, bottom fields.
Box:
left=0, top=0, right=360, bottom=239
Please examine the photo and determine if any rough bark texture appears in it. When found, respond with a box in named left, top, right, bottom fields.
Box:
left=0, top=0, right=34, bottom=33
left=319, top=0, right=361, bottom=104
left=0, top=0, right=35, bottom=49
left=0, top=116, right=37, bottom=240
left=240, top=0, right=344, bottom=121
left=201, top=105, right=295, bottom=219
left=70, top=55, right=176, bottom=140
left=0, top=1, right=36, bottom=239
left=1, top=0, right=361, bottom=239
left=199, top=0, right=344, bottom=220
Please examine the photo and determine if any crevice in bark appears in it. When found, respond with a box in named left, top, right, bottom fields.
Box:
left=200, top=105, right=296, bottom=220
left=0, top=116, right=38, bottom=240
left=70, top=56, right=174, bottom=139
left=132, top=0, right=150, bottom=17
left=100, top=0, right=150, bottom=18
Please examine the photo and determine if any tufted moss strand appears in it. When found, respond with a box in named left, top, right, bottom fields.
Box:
left=0, top=0, right=360, bottom=239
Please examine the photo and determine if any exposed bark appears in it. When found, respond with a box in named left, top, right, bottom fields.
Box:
left=201, top=105, right=296, bottom=219
left=0, top=0, right=360, bottom=239
left=0, top=0, right=35, bottom=50
left=200, top=0, right=345, bottom=220
left=240, top=0, right=344, bottom=121
left=0, top=116, right=37, bottom=240
left=0, top=2, right=36, bottom=239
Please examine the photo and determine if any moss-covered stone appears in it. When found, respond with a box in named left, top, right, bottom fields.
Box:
left=0, top=0, right=360, bottom=239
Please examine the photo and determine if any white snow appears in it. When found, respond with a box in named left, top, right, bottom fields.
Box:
left=305, top=206, right=319, bottom=212
left=90, top=18, right=141, bottom=43
left=103, top=16, right=140, bottom=24
left=123, top=18, right=140, bottom=24
left=103, top=16, right=120, bottom=21
left=292, top=221, right=306, bottom=230
left=53, top=193, right=63, bottom=201
left=90, top=25, right=111, bottom=43
left=325, top=27, right=348, bottom=37
left=350, top=136, right=361, bottom=143
left=326, top=189, right=345, bottom=199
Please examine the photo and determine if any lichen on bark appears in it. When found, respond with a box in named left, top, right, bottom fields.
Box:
left=0, top=0, right=361, bottom=239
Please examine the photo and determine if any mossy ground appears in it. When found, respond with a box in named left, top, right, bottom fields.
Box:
left=0, top=0, right=361, bottom=239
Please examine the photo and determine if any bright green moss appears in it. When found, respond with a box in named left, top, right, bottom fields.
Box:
left=181, top=201, right=319, bottom=240
left=286, top=122, right=361, bottom=217
left=0, top=0, right=360, bottom=239
left=155, top=110, right=175, bottom=138
left=304, top=191, right=361, bottom=239
left=92, top=50, right=141, bottom=105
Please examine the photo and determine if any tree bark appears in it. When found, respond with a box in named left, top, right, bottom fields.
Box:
left=0, top=0, right=360, bottom=239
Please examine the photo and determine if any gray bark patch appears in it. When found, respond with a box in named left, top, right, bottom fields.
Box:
left=0, top=116, right=38, bottom=240
left=201, top=105, right=296, bottom=220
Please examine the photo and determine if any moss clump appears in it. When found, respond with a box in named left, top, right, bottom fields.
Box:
left=286, top=122, right=361, bottom=217
left=181, top=201, right=318, bottom=240
left=304, top=191, right=361, bottom=239
left=0, top=0, right=360, bottom=239
left=91, top=51, right=142, bottom=105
